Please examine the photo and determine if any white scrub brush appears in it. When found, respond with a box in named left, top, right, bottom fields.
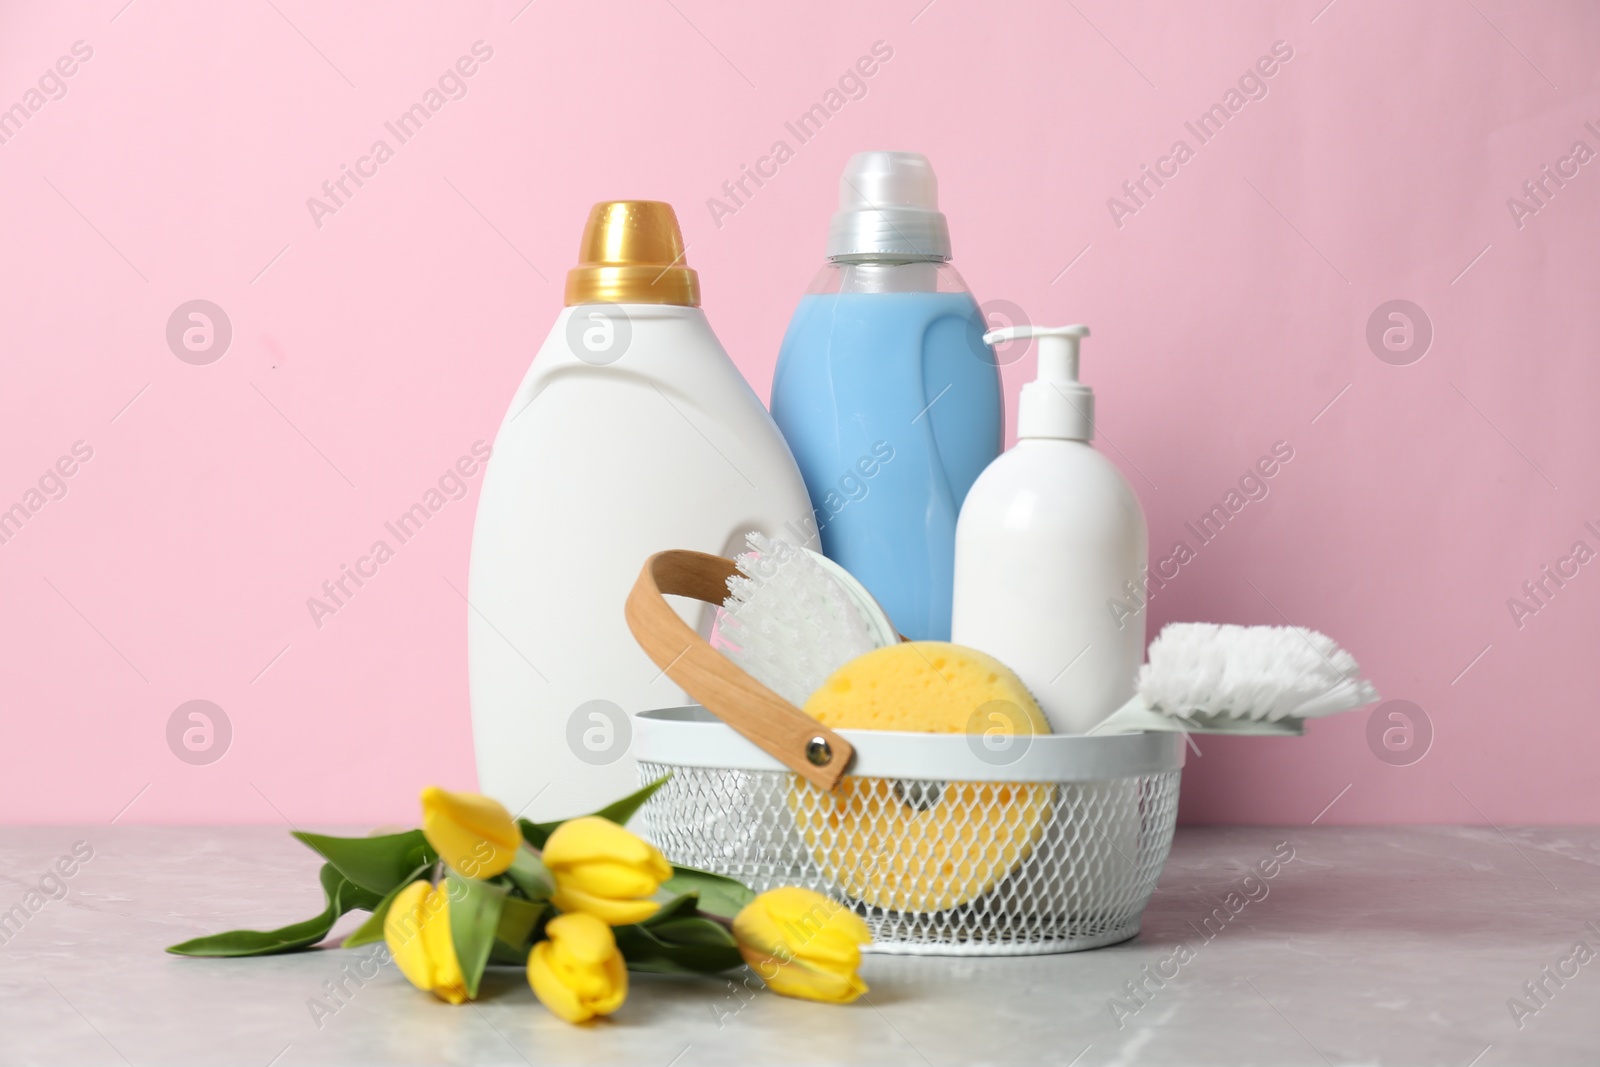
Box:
left=711, top=532, right=899, bottom=707
left=1089, top=622, right=1379, bottom=735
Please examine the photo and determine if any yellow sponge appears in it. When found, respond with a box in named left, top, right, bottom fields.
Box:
left=804, top=642, right=1049, bottom=734
left=791, top=642, right=1054, bottom=913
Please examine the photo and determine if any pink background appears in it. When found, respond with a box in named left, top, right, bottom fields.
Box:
left=2, top=0, right=1596, bottom=826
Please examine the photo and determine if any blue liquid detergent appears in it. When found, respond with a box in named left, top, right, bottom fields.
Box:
left=771, top=290, right=1002, bottom=640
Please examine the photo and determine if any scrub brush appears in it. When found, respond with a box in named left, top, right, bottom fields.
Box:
left=711, top=532, right=899, bottom=707
left=1089, top=623, right=1379, bottom=736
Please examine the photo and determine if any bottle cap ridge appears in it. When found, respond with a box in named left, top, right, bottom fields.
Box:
left=565, top=201, right=700, bottom=306
left=826, top=151, right=953, bottom=262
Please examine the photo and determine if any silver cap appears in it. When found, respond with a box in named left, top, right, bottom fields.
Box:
left=825, top=151, right=952, bottom=261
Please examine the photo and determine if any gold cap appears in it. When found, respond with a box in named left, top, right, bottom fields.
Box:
left=564, top=201, right=700, bottom=307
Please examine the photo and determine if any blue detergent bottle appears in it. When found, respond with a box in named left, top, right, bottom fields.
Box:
left=771, top=151, right=1002, bottom=640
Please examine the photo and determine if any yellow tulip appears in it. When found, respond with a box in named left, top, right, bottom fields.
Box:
left=383, top=881, right=470, bottom=1004
left=732, top=886, right=871, bottom=1004
left=542, top=816, right=672, bottom=926
left=420, top=786, right=521, bottom=879
left=527, top=912, right=628, bottom=1024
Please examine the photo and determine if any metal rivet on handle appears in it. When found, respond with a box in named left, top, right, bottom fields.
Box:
left=806, top=736, right=833, bottom=767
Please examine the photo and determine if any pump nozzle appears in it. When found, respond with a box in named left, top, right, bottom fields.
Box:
left=985, top=324, right=1090, bottom=383
left=985, top=324, right=1096, bottom=441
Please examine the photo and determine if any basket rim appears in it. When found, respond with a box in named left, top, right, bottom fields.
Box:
left=635, top=705, right=1186, bottom=782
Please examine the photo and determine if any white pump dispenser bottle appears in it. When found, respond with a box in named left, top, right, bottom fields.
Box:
left=951, top=325, right=1148, bottom=734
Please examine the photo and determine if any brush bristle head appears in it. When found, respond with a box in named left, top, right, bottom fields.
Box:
left=715, top=533, right=884, bottom=707
left=1138, top=623, right=1378, bottom=722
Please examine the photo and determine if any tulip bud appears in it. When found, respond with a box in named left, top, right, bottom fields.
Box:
left=732, top=887, right=871, bottom=1004
left=383, top=881, right=470, bottom=1004
left=420, top=786, right=521, bottom=879
left=542, top=816, right=673, bottom=926
left=527, top=912, right=628, bottom=1023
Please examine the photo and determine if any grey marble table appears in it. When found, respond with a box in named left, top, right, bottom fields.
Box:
left=1, top=825, right=1596, bottom=1066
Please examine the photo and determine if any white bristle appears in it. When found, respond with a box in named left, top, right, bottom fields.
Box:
left=1137, top=623, right=1378, bottom=723
left=716, top=532, right=885, bottom=707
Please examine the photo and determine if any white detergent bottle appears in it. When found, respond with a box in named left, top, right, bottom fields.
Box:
left=952, top=325, right=1147, bottom=734
left=468, top=201, right=812, bottom=820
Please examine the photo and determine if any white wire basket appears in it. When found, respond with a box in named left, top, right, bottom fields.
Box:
left=636, top=706, right=1185, bottom=957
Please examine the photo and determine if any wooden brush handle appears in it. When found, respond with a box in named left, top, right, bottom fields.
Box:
left=624, top=549, right=854, bottom=791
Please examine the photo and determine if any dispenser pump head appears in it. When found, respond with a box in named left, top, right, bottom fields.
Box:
left=985, top=324, right=1095, bottom=441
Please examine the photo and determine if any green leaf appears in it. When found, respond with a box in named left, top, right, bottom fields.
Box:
left=167, top=864, right=381, bottom=957
left=342, top=864, right=430, bottom=948
left=495, top=895, right=546, bottom=949
left=644, top=891, right=702, bottom=927
left=661, top=865, right=755, bottom=921
left=339, top=873, right=385, bottom=914
left=503, top=848, right=554, bottom=901
left=446, top=872, right=506, bottom=999
left=649, top=917, right=740, bottom=948
left=292, top=830, right=436, bottom=896
left=614, top=918, right=743, bottom=975
left=588, top=773, right=672, bottom=827
left=517, top=775, right=671, bottom=849
left=488, top=938, right=533, bottom=967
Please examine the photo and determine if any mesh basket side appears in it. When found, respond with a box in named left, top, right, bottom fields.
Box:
left=639, top=762, right=1181, bottom=956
